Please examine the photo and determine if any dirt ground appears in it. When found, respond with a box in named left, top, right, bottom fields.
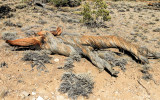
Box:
left=0, top=0, right=160, bottom=100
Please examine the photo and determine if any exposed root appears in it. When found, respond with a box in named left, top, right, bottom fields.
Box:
left=137, top=80, right=150, bottom=95
left=6, top=36, right=44, bottom=47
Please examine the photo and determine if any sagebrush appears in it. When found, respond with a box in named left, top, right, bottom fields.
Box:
left=81, top=0, right=111, bottom=27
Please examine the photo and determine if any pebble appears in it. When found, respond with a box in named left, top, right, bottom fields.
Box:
left=97, top=98, right=101, bottom=100
left=32, top=92, right=36, bottom=95
left=15, top=4, right=27, bottom=9
left=56, top=95, right=67, bottom=100
left=130, top=32, right=136, bottom=35
left=153, top=28, right=160, bottom=32
left=118, top=9, right=126, bottom=12
left=54, top=58, right=59, bottom=62
left=21, top=91, right=30, bottom=98
left=36, top=96, right=44, bottom=100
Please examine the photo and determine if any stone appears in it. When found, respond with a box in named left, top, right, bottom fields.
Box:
left=153, top=28, right=160, bottom=32
left=54, top=58, right=59, bottom=62
left=32, top=92, right=36, bottom=95
left=118, top=9, right=125, bottom=12
left=38, top=20, right=47, bottom=24
left=16, top=4, right=27, bottom=9
left=36, top=96, right=44, bottom=100
left=21, top=91, right=30, bottom=98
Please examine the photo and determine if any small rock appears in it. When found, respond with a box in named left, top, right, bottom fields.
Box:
left=155, top=18, right=159, bottom=21
left=153, top=28, right=160, bottom=32
left=21, top=91, right=30, bottom=97
left=56, top=95, right=66, bottom=100
left=134, top=7, right=142, bottom=12
left=36, top=96, right=44, bottom=100
left=0, top=89, right=8, bottom=99
left=32, top=92, right=36, bottom=95
left=54, top=58, right=59, bottom=62
left=130, top=32, right=136, bottom=35
left=32, top=97, right=36, bottom=100
left=126, top=8, right=130, bottom=11
left=154, top=45, right=159, bottom=48
left=147, top=22, right=155, bottom=25
left=16, top=4, right=27, bottom=9
left=151, top=14, right=155, bottom=17
left=35, top=2, right=45, bottom=8
left=16, top=22, right=23, bottom=27
left=38, top=20, right=47, bottom=24
left=118, top=9, right=125, bottom=12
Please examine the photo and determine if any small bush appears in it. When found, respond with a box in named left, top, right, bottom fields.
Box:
left=81, top=0, right=111, bottom=27
left=22, top=51, right=52, bottom=72
left=58, top=53, right=81, bottom=70
left=50, top=0, right=69, bottom=7
left=59, top=72, right=94, bottom=99
left=1, top=32, right=18, bottom=40
left=81, top=3, right=94, bottom=25
left=50, top=0, right=81, bottom=7
left=22, top=51, right=52, bottom=63
left=0, top=5, right=13, bottom=19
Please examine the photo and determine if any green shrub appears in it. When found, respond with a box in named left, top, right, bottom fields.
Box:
left=81, top=0, right=111, bottom=27
left=81, top=3, right=94, bottom=24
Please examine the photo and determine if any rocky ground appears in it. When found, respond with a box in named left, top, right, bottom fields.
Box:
left=0, top=0, right=160, bottom=100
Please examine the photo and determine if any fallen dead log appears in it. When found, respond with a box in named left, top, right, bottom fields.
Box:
left=5, top=27, right=160, bottom=76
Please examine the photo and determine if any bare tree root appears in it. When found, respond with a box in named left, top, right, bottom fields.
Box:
left=60, top=35, right=151, bottom=64
left=137, top=80, right=150, bottom=95
left=97, top=51, right=127, bottom=71
left=44, top=33, right=119, bottom=76
left=6, top=36, right=43, bottom=47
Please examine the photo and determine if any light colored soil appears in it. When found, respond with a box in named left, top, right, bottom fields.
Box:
left=0, top=0, right=160, bottom=100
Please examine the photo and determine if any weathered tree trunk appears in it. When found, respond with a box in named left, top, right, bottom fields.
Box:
left=5, top=29, right=160, bottom=76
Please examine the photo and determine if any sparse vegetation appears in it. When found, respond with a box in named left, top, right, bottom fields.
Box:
left=58, top=53, right=81, bottom=70
left=81, top=0, right=111, bottom=27
left=22, top=51, right=52, bottom=63
left=2, top=32, right=18, bottom=40
left=20, top=0, right=81, bottom=7
left=59, top=72, right=94, bottom=99
left=22, top=51, right=52, bottom=72
left=50, top=0, right=82, bottom=7
left=0, top=5, right=13, bottom=19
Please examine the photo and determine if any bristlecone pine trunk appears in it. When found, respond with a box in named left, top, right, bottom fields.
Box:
left=5, top=27, right=160, bottom=76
